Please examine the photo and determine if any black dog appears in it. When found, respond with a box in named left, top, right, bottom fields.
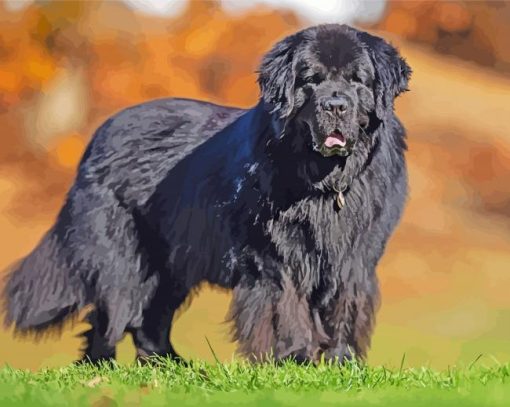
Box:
left=3, top=24, right=411, bottom=363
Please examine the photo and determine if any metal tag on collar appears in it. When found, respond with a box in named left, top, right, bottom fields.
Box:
left=332, top=185, right=345, bottom=208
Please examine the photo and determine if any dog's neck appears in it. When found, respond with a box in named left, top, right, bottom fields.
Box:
left=241, top=104, right=347, bottom=210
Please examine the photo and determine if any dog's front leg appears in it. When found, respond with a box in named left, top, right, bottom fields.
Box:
left=272, top=273, right=330, bottom=363
left=229, top=272, right=327, bottom=363
left=321, top=277, right=380, bottom=363
left=228, top=277, right=279, bottom=362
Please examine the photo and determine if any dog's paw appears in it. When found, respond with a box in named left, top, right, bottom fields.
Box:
left=321, top=344, right=357, bottom=364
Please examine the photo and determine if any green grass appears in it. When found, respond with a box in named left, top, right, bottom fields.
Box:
left=1, top=358, right=509, bottom=406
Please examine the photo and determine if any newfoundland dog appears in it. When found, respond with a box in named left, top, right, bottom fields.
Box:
left=3, top=24, right=411, bottom=364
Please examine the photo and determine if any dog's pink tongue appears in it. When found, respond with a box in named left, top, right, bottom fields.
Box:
left=325, top=132, right=346, bottom=148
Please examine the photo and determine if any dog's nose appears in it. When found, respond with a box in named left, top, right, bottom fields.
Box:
left=322, top=96, right=349, bottom=114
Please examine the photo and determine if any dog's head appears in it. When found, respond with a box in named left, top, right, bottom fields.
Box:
left=258, top=24, right=411, bottom=157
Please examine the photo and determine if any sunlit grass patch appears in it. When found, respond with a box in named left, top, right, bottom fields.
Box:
left=1, top=357, right=508, bottom=406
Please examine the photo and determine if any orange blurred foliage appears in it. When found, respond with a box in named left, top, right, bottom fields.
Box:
left=370, top=0, right=510, bottom=71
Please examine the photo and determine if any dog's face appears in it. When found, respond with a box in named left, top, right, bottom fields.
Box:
left=258, top=24, right=411, bottom=157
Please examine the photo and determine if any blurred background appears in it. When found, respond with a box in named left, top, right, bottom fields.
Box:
left=0, top=0, right=509, bottom=370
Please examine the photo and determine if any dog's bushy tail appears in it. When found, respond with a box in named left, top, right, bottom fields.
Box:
left=2, top=226, right=86, bottom=334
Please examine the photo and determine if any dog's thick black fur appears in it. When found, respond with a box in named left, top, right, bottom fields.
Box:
left=2, top=24, right=411, bottom=363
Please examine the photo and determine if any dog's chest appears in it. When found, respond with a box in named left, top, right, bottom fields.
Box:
left=264, top=173, right=384, bottom=283
left=265, top=195, right=345, bottom=287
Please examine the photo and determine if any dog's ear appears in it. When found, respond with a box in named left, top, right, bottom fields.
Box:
left=357, top=31, right=411, bottom=120
left=257, top=33, right=301, bottom=121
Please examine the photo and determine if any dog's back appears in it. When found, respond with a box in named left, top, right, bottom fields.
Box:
left=2, top=98, right=243, bottom=343
left=77, top=98, right=245, bottom=207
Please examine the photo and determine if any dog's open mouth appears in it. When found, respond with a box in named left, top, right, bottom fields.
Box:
left=324, top=129, right=346, bottom=148
left=315, top=129, right=352, bottom=157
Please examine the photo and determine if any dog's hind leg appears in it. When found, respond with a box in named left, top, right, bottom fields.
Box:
left=68, top=190, right=160, bottom=363
left=129, top=283, right=188, bottom=362
left=78, top=276, right=159, bottom=364
left=78, top=308, right=116, bottom=364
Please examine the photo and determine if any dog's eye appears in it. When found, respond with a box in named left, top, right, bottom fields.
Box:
left=295, top=72, right=322, bottom=88
left=307, top=73, right=323, bottom=85
left=351, top=73, right=364, bottom=84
